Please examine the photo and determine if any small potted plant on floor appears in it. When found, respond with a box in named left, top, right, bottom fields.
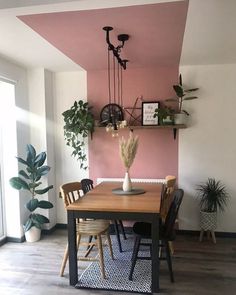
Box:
left=196, top=178, right=229, bottom=243
left=166, top=74, right=198, bottom=124
left=9, top=144, right=53, bottom=242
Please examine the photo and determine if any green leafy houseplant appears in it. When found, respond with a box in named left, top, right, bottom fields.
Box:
left=9, top=144, right=53, bottom=232
left=196, top=178, right=229, bottom=213
left=62, top=100, right=94, bottom=170
left=153, top=105, right=175, bottom=125
left=166, top=74, right=199, bottom=116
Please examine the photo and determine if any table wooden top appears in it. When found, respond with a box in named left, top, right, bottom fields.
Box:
left=67, top=182, right=162, bottom=214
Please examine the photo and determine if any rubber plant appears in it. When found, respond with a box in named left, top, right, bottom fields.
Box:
left=9, top=144, right=53, bottom=232
left=166, top=74, right=199, bottom=115
left=62, top=100, right=94, bottom=170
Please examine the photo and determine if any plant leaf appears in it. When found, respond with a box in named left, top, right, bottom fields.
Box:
left=16, top=157, right=29, bottom=166
left=9, top=177, right=30, bottom=190
left=38, top=200, right=53, bottom=209
left=26, top=199, right=39, bottom=212
left=35, top=185, right=53, bottom=195
left=26, top=144, right=36, bottom=166
left=173, top=85, right=184, bottom=97
left=19, top=170, right=30, bottom=179
left=31, top=213, right=50, bottom=225
left=35, top=152, right=46, bottom=167
left=183, top=96, right=198, bottom=101
left=24, top=218, right=34, bottom=232
left=37, top=166, right=50, bottom=176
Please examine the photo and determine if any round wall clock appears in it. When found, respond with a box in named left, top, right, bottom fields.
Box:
left=100, top=103, right=124, bottom=125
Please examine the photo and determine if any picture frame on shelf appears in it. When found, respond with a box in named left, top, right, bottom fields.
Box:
left=142, top=101, right=160, bottom=126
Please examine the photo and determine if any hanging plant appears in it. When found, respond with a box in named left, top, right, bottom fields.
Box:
left=62, top=100, right=94, bottom=170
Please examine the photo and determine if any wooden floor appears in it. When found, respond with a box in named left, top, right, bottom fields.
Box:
left=0, top=229, right=236, bottom=295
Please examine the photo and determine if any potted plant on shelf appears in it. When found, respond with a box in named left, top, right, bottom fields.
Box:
left=9, top=144, right=53, bottom=242
left=166, top=74, right=199, bottom=124
left=196, top=178, right=229, bottom=243
left=62, top=100, right=94, bottom=170
left=153, top=105, right=175, bottom=125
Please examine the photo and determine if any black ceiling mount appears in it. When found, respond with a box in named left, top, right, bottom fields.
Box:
left=103, top=26, right=129, bottom=70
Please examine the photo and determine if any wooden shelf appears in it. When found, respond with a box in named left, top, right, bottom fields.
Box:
left=95, top=124, right=186, bottom=139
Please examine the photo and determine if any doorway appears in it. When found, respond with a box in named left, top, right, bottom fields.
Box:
left=0, top=79, right=16, bottom=241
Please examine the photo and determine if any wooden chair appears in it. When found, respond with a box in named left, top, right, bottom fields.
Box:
left=160, top=175, right=176, bottom=221
left=59, top=181, right=114, bottom=278
left=129, top=189, right=184, bottom=282
left=81, top=178, right=127, bottom=253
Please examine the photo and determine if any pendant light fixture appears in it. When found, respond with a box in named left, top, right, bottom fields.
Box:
left=100, top=26, right=129, bottom=137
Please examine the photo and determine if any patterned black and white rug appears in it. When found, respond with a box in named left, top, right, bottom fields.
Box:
left=75, top=236, right=152, bottom=293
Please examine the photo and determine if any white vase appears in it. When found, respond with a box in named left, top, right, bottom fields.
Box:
left=122, top=171, right=132, bottom=192
left=25, top=226, right=41, bottom=242
left=174, top=113, right=188, bottom=125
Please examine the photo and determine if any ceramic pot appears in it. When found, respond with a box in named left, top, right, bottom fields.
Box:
left=25, top=226, right=41, bottom=242
left=174, top=113, right=188, bottom=125
left=200, top=210, right=217, bottom=231
left=122, top=171, right=132, bottom=192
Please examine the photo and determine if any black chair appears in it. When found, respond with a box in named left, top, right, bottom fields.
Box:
left=129, top=188, right=184, bottom=282
left=81, top=178, right=94, bottom=194
left=81, top=178, right=127, bottom=252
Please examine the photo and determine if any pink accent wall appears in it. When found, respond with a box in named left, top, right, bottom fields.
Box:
left=88, top=67, right=179, bottom=182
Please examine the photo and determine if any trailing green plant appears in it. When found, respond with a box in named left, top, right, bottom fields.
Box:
left=153, top=105, right=175, bottom=125
left=196, top=178, right=229, bottom=212
left=62, top=100, right=94, bottom=170
left=9, top=144, right=53, bottom=232
left=166, top=74, right=199, bottom=115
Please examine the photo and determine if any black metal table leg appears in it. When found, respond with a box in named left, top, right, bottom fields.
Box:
left=68, top=211, right=78, bottom=286
left=114, top=219, right=122, bottom=252
left=151, top=215, right=160, bottom=293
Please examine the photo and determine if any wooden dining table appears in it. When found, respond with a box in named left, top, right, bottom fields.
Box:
left=66, top=181, right=162, bottom=294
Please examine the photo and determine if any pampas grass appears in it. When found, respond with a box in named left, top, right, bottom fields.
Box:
left=119, top=132, right=139, bottom=171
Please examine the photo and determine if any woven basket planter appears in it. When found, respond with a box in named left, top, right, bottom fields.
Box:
left=200, top=210, right=217, bottom=231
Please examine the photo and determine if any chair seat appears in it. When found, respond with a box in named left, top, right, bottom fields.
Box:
left=133, top=221, right=176, bottom=241
left=77, top=219, right=110, bottom=235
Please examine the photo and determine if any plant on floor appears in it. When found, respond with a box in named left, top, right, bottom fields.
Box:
left=196, top=178, right=229, bottom=213
left=196, top=178, right=229, bottom=238
left=166, top=74, right=199, bottom=116
left=9, top=144, right=53, bottom=232
left=62, top=100, right=94, bottom=170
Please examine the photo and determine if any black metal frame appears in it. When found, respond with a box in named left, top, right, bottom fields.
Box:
left=67, top=210, right=160, bottom=293
left=103, top=26, right=129, bottom=70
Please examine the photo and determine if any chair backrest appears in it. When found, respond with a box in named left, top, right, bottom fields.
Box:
left=162, top=188, right=184, bottom=239
left=60, top=182, right=83, bottom=207
left=160, top=176, right=176, bottom=220
left=81, top=178, right=94, bottom=194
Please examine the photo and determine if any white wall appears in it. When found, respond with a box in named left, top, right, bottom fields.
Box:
left=178, top=64, right=236, bottom=232
left=53, top=71, right=88, bottom=224
left=27, top=68, right=57, bottom=230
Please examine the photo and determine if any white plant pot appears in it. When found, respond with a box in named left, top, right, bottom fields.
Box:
left=25, top=226, right=41, bottom=242
left=122, top=171, right=132, bottom=192
left=174, top=113, right=188, bottom=125
left=200, top=211, right=217, bottom=231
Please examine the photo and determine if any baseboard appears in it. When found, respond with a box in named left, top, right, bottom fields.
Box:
left=41, top=225, right=57, bottom=235
left=3, top=225, right=235, bottom=244
left=177, top=229, right=236, bottom=238
left=55, top=223, right=68, bottom=230
left=0, top=237, right=7, bottom=246
left=6, top=236, right=25, bottom=243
